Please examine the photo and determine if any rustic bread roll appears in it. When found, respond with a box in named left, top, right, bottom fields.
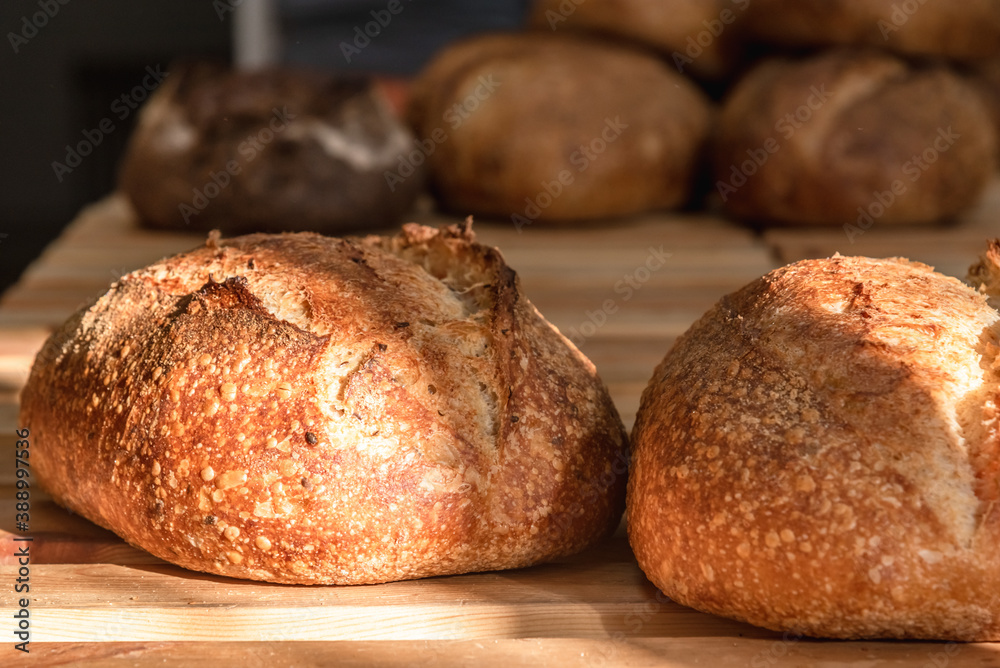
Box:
left=743, top=0, right=1000, bottom=62
left=713, top=49, right=996, bottom=226
left=527, top=0, right=746, bottom=80
left=20, top=224, right=627, bottom=585
left=629, top=245, right=1000, bottom=640
left=118, top=62, right=424, bottom=235
left=407, top=33, right=713, bottom=225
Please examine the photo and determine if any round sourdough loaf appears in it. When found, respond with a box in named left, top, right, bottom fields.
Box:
left=629, top=244, right=1000, bottom=639
left=407, top=32, right=713, bottom=224
left=713, top=49, right=996, bottom=226
left=20, top=223, right=627, bottom=584
left=118, top=62, right=423, bottom=235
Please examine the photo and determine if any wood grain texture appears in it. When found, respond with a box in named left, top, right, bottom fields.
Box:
left=2, top=190, right=999, bottom=662
left=11, top=639, right=1000, bottom=668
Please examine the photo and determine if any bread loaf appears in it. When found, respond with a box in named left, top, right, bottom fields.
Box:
left=20, top=223, right=628, bottom=584
left=407, top=33, right=713, bottom=225
left=118, top=62, right=424, bottom=235
left=629, top=244, right=1000, bottom=640
left=713, top=49, right=996, bottom=226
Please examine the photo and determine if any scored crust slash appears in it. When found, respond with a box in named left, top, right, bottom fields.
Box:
left=19, top=222, right=627, bottom=585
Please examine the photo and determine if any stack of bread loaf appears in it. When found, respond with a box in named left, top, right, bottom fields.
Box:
left=32, top=0, right=1000, bottom=647
left=406, top=0, right=1000, bottom=230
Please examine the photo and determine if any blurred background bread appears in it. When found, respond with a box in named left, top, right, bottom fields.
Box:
left=118, top=62, right=425, bottom=235
left=12, top=3, right=1000, bottom=292
left=712, top=49, right=997, bottom=226
left=407, top=32, right=713, bottom=225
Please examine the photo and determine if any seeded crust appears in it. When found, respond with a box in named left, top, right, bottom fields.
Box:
left=20, top=223, right=627, bottom=585
left=629, top=250, right=1000, bottom=640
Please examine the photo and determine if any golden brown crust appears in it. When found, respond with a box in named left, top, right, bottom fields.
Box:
left=629, top=251, right=1000, bottom=640
left=408, top=32, right=713, bottom=224
left=744, top=0, right=1000, bottom=61
left=21, top=224, right=627, bottom=584
left=714, top=49, right=996, bottom=226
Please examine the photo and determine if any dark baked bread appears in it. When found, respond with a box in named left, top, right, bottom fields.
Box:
left=629, top=246, right=1000, bottom=640
left=20, top=224, right=627, bottom=584
left=527, top=0, right=746, bottom=80
left=743, top=0, right=1000, bottom=61
left=408, top=32, right=713, bottom=225
left=118, top=62, right=424, bottom=234
left=713, top=49, right=996, bottom=226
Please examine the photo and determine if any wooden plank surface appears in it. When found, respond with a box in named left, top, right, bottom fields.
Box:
left=12, top=639, right=1000, bottom=668
left=1, top=189, right=998, bottom=663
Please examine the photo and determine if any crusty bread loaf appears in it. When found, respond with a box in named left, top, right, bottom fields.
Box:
left=629, top=245, right=1000, bottom=640
left=20, top=223, right=627, bottom=585
left=713, top=49, right=996, bottom=226
left=407, top=32, right=713, bottom=224
left=743, top=0, right=1000, bottom=62
left=118, top=62, right=424, bottom=235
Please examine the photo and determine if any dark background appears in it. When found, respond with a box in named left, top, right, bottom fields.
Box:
left=0, top=1, right=230, bottom=292
left=0, top=0, right=528, bottom=294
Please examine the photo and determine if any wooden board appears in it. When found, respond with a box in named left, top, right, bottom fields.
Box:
left=2, top=191, right=1000, bottom=665
left=13, top=639, right=1000, bottom=668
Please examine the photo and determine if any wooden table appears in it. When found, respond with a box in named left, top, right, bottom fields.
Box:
left=2, top=189, right=999, bottom=666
